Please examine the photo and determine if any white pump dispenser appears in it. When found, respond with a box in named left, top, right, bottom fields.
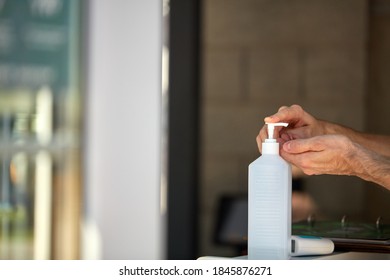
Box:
left=248, top=122, right=292, bottom=259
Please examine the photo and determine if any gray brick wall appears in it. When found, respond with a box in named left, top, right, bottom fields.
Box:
left=365, top=0, right=390, bottom=224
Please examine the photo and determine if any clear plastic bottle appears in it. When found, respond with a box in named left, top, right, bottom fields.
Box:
left=248, top=123, right=292, bottom=259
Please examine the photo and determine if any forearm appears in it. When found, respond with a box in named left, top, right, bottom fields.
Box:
left=349, top=143, right=390, bottom=191
left=324, top=121, right=390, bottom=157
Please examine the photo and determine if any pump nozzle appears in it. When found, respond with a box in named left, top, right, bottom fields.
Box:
left=266, top=122, right=288, bottom=140
left=262, top=123, right=289, bottom=154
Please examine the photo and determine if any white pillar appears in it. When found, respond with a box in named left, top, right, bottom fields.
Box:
left=83, top=0, right=163, bottom=259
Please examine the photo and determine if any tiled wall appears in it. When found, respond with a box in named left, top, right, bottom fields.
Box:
left=199, top=0, right=368, bottom=257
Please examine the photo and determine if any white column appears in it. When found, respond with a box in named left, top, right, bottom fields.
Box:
left=83, top=0, right=163, bottom=259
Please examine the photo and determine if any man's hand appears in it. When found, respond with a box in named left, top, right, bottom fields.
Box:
left=280, top=135, right=357, bottom=176
left=256, top=105, right=327, bottom=153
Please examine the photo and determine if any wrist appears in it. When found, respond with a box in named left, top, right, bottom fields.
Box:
left=350, top=143, right=390, bottom=190
left=323, top=121, right=364, bottom=145
left=323, top=121, right=349, bottom=135
left=347, top=142, right=368, bottom=178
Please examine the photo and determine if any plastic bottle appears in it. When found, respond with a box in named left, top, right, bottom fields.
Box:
left=248, top=122, right=292, bottom=259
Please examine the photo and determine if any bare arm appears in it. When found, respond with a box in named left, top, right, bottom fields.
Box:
left=281, top=134, right=390, bottom=191
left=328, top=123, right=390, bottom=157
left=350, top=142, right=390, bottom=190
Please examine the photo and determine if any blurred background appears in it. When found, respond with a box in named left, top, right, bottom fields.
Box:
left=0, top=0, right=389, bottom=260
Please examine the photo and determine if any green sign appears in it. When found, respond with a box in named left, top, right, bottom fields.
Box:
left=0, top=0, right=79, bottom=91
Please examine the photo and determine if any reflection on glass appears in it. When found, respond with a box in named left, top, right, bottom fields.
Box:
left=0, top=0, right=82, bottom=260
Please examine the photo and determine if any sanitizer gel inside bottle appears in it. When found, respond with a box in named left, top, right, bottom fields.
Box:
left=248, top=122, right=292, bottom=260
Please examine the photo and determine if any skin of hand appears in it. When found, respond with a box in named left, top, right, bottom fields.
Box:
left=281, top=134, right=390, bottom=190
left=256, top=105, right=328, bottom=153
left=281, top=134, right=357, bottom=176
left=256, top=104, right=390, bottom=190
left=257, top=104, right=390, bottom=157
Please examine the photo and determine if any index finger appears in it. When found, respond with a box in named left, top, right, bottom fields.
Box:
left=283, top=137, right=325, bottom=154
left=264, top=104, right=305, bottom=124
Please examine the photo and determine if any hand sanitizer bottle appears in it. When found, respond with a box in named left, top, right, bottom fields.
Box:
left=248, top=123, right=292, bottom=259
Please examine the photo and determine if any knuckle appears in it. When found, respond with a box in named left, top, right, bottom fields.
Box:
left=278, top=105, right=288, bottom=112
left=291, top=104, right=303, bottom=113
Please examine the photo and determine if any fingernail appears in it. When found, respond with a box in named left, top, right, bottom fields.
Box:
left=284, top=142, right=291, bottom=151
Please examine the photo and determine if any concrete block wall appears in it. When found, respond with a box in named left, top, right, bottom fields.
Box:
left=199, top=0, right=367, bottom=257
left=365, top=0, right=390, bottom=222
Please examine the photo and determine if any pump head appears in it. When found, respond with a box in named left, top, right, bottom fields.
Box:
left=265, top=122, right=288, bottom=141
left=262, top=122, right=289, bottom=154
